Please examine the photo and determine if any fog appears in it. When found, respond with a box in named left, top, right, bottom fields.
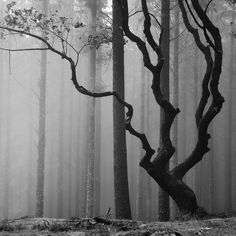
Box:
left=0, top=0, right=235, bottom=221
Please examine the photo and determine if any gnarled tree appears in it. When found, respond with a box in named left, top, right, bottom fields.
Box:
left=118, top=0, right=224, bottom=216
left=0, top=0, right=224, bottom=216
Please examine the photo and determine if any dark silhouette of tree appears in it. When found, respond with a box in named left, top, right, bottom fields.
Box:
left=112, top=0, right=132, bottom=219
left=118, top=0, right=224, bottom=216
left=158, top=0, right=171, bottom=221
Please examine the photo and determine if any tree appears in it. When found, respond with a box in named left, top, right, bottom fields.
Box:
left=0, top=0, right=224, bottom=217
left=158, top=0, right=171, bottom=221
left=112, top=0, right=132, bottom=219
left=118, top=0, right=224, bottom=216
left=36, top=0, right=48, bottom=218
left=85, top=0, right=97, bottom=218
left=170, top=0, right=180, bottom=219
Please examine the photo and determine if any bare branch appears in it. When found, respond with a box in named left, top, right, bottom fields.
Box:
left=205, top=0, right=214, bottom=13
left=129, top=10, right=161, bottom=29
left=0, top=47, right=49, bottom=52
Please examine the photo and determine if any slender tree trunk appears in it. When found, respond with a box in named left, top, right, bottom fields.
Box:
left=136, top=59, right=146, bottom=221
left=36, top=0, right=48, bottom=217
left=75, top=95, right=81, bottom=217
left=57, top=60, right=65, bottom=218
left=27, top=52, right=34, bottom=216
left=113, top=0, right=132, bottom=219
left=94, top=49, right=102, bottom=216
left=158, top=0, right=170, bottom=221
left=68, top=83, right=74, bottom=217
left=3, top=46, right=10, bottom=219
left=170, top=1, right=179, bottom=219
left=145, top=70, right=152, bottom=222
left=225, top=15, right=235, bottom=210
left=86, top=0, right=97, bottom=218
left=208, top=124, right=214, bottom=212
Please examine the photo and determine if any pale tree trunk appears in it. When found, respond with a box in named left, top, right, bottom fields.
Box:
left=208, top=124, right=214, bottom=212
left=94, top=49, right=102, bottom=216
left=27, top=52, right=34, bottom=216
left=86, top=0, right=97, bottom=218
left=145, top=71, right=152, bottom=222
left=136, top=59, right=146, bottom=221
left=0, top=3, right=5, bottom=218
left=68, top=83, right=74, bottom=217
left=36, top=0, right=48, bottom=217
left=3, top=42, right=10, bottom=219
left=170, top=1, right=179, bottom=219
left=57, top=60, right=65, bottom=218
left=158, top=0, right=170, bottom=221
left=113, top=0, right=132, bottom=219
left=225, top=14, right=235, bottom=210
left=75, top=94, right=81, bottom=217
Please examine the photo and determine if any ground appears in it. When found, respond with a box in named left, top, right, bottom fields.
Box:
left=0, top=215, right=236, bottom=235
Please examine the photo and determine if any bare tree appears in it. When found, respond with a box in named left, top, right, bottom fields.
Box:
left=118, top=0, right=224, bottom=215
left=0, top=0, right=224, bottom=216
left=36, top=0, right=48, bottom=217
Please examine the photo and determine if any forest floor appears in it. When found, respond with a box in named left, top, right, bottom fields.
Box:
left=0, top=213, right=236, bottom=236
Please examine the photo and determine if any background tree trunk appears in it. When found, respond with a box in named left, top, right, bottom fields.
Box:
left=225, top=13, right=235, bottom=210
left=36, top=0, right=48, bottom=217
left=86, top=0, right=97, bottom=218
left=57, top=60, right=65, bottom=218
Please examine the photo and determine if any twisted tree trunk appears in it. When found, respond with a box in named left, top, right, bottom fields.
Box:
left=118, top=0, right=224, bottom=216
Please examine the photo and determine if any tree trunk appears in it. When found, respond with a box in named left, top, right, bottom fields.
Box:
left=158, top=0, right=170, bottom=221
left=57, top=60, right=65, bottom=218
left=36, top=0, right=48, bottom=217
left=136, top=58, right=146, bottom=221
left=113, top=0, right=132, bottom=219
left=145, top=72, right=152, bottom=222
left=3, top=43, right=10, bottom=219
left=27, top=51, right=34, bottom=216
left=94, top=49, right=102, bottom=216
left=170, top=0, right=179, bottom=219
left=225, top=14, right=235, bottom=210
left=119, top=0, right=224, bottom=217
left=86, top=0, right=97, bottom=218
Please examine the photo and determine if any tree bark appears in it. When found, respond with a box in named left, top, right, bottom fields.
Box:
left=170, top=0, right=180, bottom=219
left=36, top=0, right=48, bottom=217
left=118, top=0, right=224, bottom=216
left=86, top=0, right=97, bottom=218
left=224, top=13, right=235, bottom=210
left=158, top=0, right=170, bottom=221
left=113, top=0, right=132, bottom=219
left=57, top=60, right=65, bottom=218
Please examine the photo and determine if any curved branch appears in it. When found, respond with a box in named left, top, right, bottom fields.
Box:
left=129, top=10, right=161, bottom=29
left=178, top=0, right=212, bottom=125
left=141, top=0, right=162, bottom=60
left=171, top=0, right=224, bottom=179
left=184, top=0, right=203, bottom=29
left=119, top=0, right=154, bottom=72
left=205, top=0, right=214, bottom=13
